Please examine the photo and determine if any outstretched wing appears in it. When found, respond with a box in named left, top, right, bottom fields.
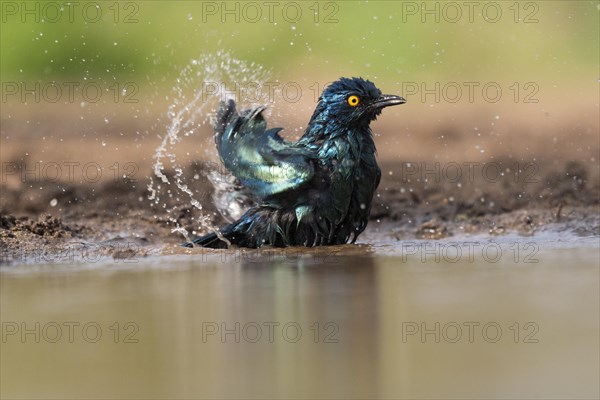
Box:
left=214, top=100, right=315, bottom=199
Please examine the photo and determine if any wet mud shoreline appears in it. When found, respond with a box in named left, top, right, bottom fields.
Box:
left=1, top=157, right=598, bottom=266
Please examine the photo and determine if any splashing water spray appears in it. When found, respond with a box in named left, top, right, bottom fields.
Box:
left=148, top=51, right=273, bottom=245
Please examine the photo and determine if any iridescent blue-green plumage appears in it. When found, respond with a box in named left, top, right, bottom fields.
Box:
left=183, top=77, right=405, bottom=248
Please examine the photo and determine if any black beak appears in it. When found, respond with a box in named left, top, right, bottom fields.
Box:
left=371, top=94, right=406, bottom=109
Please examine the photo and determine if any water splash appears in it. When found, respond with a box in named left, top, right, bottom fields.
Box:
left=148, top=51, right=272, bottom=243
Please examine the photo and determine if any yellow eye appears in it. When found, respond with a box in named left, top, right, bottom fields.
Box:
left=347, top=95, right=360, bottom=107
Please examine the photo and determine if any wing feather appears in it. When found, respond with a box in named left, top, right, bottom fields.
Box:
left=214, top=100, right=315, bottom=199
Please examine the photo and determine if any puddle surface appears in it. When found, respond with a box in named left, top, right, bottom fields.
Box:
left=1, top=231, right=598, bottom=399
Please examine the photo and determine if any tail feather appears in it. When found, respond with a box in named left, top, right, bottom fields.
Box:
left=181, top=232, right=230, bottom=249
left=182, top=207, right=348, bottom=249
left=181, top=219, right=251, bottom=249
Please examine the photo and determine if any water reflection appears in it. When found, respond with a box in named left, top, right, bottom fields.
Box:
left=1, top=248, right=598, bottom=399
left=1, top=254, right=383, bottom=399
left=185, top=254, right=381, bottom=398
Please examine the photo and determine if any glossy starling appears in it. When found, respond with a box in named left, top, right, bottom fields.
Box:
left=184, top=77, right=405, bottom=248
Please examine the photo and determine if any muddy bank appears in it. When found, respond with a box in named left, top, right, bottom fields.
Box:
left=1, top=157, right=598, bottom=265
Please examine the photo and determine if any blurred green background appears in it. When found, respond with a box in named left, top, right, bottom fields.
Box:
left=2, top=1, right=598, bottom=84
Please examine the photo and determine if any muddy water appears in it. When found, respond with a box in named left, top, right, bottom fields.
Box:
left=1, top=234, right=598, bottom=399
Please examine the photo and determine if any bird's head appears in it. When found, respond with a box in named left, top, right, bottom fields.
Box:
left=313, top=77, right=406, bottom=128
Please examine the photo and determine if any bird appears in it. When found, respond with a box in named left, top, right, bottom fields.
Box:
left=183, top=77, right=405, bottom=248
